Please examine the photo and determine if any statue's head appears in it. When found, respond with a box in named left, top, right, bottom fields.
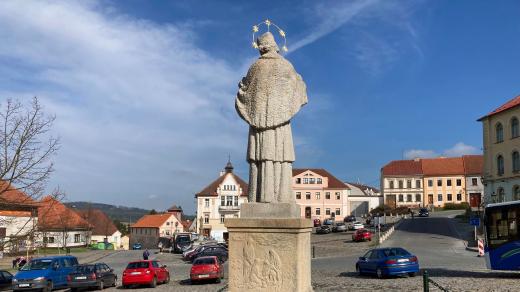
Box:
left=257, top=32, right=279, bottom=55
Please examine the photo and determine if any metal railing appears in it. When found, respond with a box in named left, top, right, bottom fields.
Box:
left=423, top=270, right=450, bottom=292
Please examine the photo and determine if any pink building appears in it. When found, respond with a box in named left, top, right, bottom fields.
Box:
left=293, top=169, right=350, bottom=222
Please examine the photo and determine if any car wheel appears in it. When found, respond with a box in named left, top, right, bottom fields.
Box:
left=71, top=288, right=79, bottom=292
left=150, top=277, right=157, bottom=288
left=408, top=272, right=416, bottom=277
left=356, top=264, right=363, bottom=276
left=165, top=273, right=170, bottom=284
left=42, top=281, right=53, bottom=292
left=113, top=276, right=118, bottom=287
left=376, top=268, right=384, bottom=279
left=97, top=280, right=104, bottom=290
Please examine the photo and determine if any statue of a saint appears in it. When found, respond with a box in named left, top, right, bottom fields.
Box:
left=236, top=31, right=308, bottom=204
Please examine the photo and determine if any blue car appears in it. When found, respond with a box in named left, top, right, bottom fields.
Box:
left=355, top=247, right=419, bottom=278
left=132, top=242, right=143, bottom=250
left=12, top=255, right=78, bottom=292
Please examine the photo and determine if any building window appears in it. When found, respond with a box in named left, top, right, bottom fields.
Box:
left=514, top=186, right=520, bottom=201
left=325, top=208, right=331, bottom=215
left=296, top=178, right=301, bottom=184
left=447, top=180, right=452, bottom=187
left=456, top=179, right=462, bottom=186
left=407, top=180, right=412, bottom=189
left=325, top=192, right=331, bottom=199
left=416, top=194, right=421, bottom=202
left=316, top=208, right=321, bottom=215
left=306, top=192, right=311, bottom=200
left=428, top=180, right=433, bottom=187
left=437, top=179, right=442, bottom=187
left=43, top=237, right=55, bottom=243
left=205, top=199, right=210, bottom=208
left=416, top=180, right=421, bottom=188
left=398, top=194, right=404, bottom=202
left=234, top=196, right=239, bottom=206
left=496, top=123, right=504, bottom=143
left=317, top=178, right=322, bottom=184
left=336, top=192, right=341, bottom=200
left=438, top=194, right=443, bottom=201
left=309, top=178, right=316, bottom=184
left=497, top=188, right=505, bottom=202
left=303, top=178, right=309, bottom=184
left=221, top=196, right=225, bottom=206
left=497, top=155, right=505, bottom=175
left=447, top=194, right=452, bottom=201
left=226, top=196, right=233, bottom=206
left=512, top=117, right=519, bottom=138
left=472, top=178, right=478, bottom=186
left=204, top=214, right=209, bottom=224
left=335, top=208, right=341, bottom=216
left=389, top=181, right=394, bottom=189
left=220, top=215, right=225, bottom=223
left=407, top=194, right=412, bottom=202
left=457, top=193, right=462, bottom=201
left=513, top=151, right=520, bottom=172
left=74, top=234, right=81, bottom=243
left=398, top=180, right=403, bottom=189
left=166, top=231, right=170, bottom=235
left=315, top=192, right=320, bottom=200
left=296, top=192, right=301, bottom=200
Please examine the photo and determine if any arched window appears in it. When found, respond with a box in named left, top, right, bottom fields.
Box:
left=498, top=188, right=505, bottom=203
left=496, top=123, right=504, bottom=143
left=512, top=117, right=519, bottom=138
left=513, top=151, right=520, bottom=172
left=497, top=155, right=505, bottom=175
left=513, top=186, right=520, bottom=201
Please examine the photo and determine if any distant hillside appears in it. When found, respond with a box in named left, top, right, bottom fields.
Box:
left=65, top=202, right=151, bottom=223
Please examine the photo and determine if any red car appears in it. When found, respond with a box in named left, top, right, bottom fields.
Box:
left=352, top=229, right=372, bottom=242
left=190, top=256, right=224, bottom=283
left=313, top=218, right=321, bottom=227
left=122, top=260, right=170, bottom=288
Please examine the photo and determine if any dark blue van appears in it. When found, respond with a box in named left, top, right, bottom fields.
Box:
left=12, top=255, right=78, bottom=291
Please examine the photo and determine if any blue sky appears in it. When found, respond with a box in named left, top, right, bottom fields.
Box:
left=1, top=0, right=519, bottom=214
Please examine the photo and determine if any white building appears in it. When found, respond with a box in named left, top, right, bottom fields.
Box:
left=195, top=161, right=248, bottom=242
left=345, top=182, right=383, bottom=216
left=75, top=209, right=122, bottom=249
left=129, top=213, right=183, bottom=249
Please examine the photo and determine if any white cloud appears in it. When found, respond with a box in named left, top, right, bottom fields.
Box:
left=403, top=142, right=481, bottom=160
left=0, top=1, right=246, bottom=212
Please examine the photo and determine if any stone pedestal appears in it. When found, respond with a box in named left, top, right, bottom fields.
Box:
left=225, top=214, right=313, bottom=292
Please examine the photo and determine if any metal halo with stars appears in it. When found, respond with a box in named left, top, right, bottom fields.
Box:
left=252, top=19, right=288, bottom=52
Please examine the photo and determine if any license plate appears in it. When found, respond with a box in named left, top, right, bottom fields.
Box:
left=19, top=284, right=30, bottom=287
left=397, top=259, right=409, bottom=263
left=76, top=276, right=87, bottom=280
left=131, top=272, right=142, bottom=275
left=198, top=274, right=209, bottom=278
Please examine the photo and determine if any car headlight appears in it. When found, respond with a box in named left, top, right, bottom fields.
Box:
left=12, top=279, right=18, bottom=283
left=34, top=277, right=45, bottom=281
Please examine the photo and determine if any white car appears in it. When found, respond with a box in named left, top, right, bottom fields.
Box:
left=352, top=222, right=364, bottom=230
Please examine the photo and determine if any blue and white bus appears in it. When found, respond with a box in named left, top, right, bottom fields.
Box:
left=484, top=201, right=520, bottom=270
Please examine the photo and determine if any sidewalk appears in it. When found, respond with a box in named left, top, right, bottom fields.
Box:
left=452, top=216, right=481, bottom=252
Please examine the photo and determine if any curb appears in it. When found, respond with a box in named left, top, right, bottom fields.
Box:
left=378, top=218, right=403, bottom=244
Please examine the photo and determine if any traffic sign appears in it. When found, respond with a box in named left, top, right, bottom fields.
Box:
left=470, top=216, right=480, bottom=226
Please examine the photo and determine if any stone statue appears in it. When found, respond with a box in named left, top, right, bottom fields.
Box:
left=236, top=31, right=308, bottom=204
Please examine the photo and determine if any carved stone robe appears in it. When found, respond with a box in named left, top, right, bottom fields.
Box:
left=236, top=50, right=307, bottom=203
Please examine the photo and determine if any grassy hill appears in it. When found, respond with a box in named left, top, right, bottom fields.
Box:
left=64, top=201, right=151, bottom=223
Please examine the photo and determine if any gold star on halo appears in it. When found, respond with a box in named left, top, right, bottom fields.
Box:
left=279, top=30, right=285, bottom=37
left=252, top=42, right=258, bottom=49
left=282, top=45, right=288, bottom=52
left=265, top=19, right=271, bottom=26
left=252, top=25, right=259, bottom=33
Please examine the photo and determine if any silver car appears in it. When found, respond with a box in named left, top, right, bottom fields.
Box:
left=332, top=222, right=348, bottom=232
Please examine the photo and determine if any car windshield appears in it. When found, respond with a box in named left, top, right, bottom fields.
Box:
left=126, top=262, right=149, bottom=269
left=177, top=236, right=190, bottom=243
left=420, top=208, right=428, bottom=212
left=73, top=265, right=95, bottom=273
left=381, top=248, right=410, bottom=257
left=21, top=259, right=53, bottom=270
left=193, top=258, right=216, bottom=265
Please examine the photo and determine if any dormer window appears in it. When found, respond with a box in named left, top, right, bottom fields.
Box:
left=317, top=178, right=322, bottom=184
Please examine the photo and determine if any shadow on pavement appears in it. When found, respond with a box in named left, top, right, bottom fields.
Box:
left=422, top=268, right=520, bottom=279
left=394, top=217, right=462, bottom=240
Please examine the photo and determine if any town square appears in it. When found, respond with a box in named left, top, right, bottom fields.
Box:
left=1, top=1, right=520, bottom=291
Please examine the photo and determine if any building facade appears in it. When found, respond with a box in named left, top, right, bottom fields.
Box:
left=293, top=169, right=350, bottom=222
left=422, top=157, right=466, bottom=208
left=129, top=213, right=182, bottom=249
left=463, top=155, right=485, bottom=208
left=381, top=159, right=423, bottom=208
left=75, top=209, right=122, bottom=249
left=479, top=95, right=520, bottom=204
left=195, top=161, right=248, bottom=242
left=345, top=182, right=383, bottom=216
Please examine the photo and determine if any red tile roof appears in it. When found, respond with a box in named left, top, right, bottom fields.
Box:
left=462, top=155, right=484, bottom=175
left=195, top=172, right=248, bottom=197
left=293, top=168, right=349, bottom=189
left=38, top=196, right=90, bottom=231
left=0, top=181, right=38, bottom=206
left=478, top=94, right=520, bottom=121
left=131, top=213, right=173, bottom=228
left=75, top=209, right=118, bottom=236
left=381, top=160, right=423, bottom=176
left=421, top=157, right=465, bottom=176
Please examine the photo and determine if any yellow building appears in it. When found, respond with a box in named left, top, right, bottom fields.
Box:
left=422, top=157, right=466, bottom=207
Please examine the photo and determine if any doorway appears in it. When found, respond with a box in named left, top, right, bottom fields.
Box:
left=305, top=207, right=312, bottom=219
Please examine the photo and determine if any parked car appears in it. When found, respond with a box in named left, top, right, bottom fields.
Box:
left=0, top=270, right=13, bottom=291
left=67, top=263, right=117, bottom=291
left=192, top=246, right=228, bottom=263
left=351, top=221, right=364, bottom=230
left=184, top=245, right=222, bottom=262
left=122, top=260, right=170, bottom=289
left=352, top=229, right=372, bottom=242
left=418, top=208, right=429, bottom=217
left=174, top=233, right=192, bottom=254
left=12, top=255, right=79, bottom=292
left=355, top=247, right=419, bottom=278
left=190, top=256, right=224, bottom=283
left=344, top=215, right=356, bottom=223
left=332, top=222, right=347, bottom=232
left=316, top=225, right=331, bottom=234
left=323, top=218, right=334, bottom=225
left=132, top=243, right=143, bottom=250
left=313, top=218, right=321, bottom=227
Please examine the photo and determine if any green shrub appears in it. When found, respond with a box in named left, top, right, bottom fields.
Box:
left=443, top=202, right=470, bottom=210
left=370, top=205, right=392, bottom=216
